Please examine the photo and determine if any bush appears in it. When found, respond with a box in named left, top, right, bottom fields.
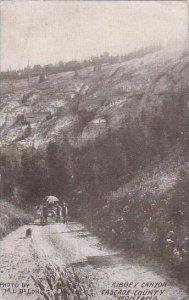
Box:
left=0, top=200, right=33, bottom=238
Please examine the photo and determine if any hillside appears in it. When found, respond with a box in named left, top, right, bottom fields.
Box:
left=0, top=45, right=189, bottom=283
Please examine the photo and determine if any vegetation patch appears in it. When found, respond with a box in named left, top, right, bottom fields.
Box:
left=0, top=200, right=33, bottom=239
left=32, top=263, right=94, bottom=300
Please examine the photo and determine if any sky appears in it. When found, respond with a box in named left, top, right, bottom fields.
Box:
left=0, top=1, right=188, bottom=71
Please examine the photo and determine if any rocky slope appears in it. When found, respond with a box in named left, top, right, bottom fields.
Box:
left=0, top=45, right=189, bottom=282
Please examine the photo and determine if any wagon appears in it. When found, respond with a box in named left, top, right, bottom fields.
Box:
left=40, top=196, right=62, bottom=224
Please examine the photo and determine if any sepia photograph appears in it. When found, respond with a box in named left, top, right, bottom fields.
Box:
left=0, top=1, right=189, bottom=299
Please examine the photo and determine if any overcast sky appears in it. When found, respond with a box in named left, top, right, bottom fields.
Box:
left=0, top=1, right=188, bottom=71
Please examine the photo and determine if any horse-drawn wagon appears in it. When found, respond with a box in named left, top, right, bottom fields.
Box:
left=40, top=196, right=62, bottom=224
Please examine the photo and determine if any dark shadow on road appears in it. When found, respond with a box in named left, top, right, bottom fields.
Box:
left=67, top=254, right=132, bottom=269
left=18, top=237, right=32, bottom=240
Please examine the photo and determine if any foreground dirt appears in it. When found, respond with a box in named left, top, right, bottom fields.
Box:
left=0, top=221, right=188, bottom=300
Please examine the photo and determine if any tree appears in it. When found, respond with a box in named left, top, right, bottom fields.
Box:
left=90, top=56, right=100, bottom=65
left=100, top=51, right=110, bottom=63
left=33, top=65, right=43, bottom=74
left=44, top=64, right=54, bottom=74
left=64, top=60, right=81, bottom=72
left=57, top=61, right=65, bottom=72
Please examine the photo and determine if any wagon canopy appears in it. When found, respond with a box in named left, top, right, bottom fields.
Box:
left=46, top=196, right=59, bottom=203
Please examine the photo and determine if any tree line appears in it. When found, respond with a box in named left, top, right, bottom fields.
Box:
left=0, top=44, right=162, bottom=80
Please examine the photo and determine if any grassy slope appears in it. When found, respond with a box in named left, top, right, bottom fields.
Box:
left=89, top=151, right=189, bottom=284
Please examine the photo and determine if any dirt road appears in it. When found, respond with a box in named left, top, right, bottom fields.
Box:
left=0, top=221, right=188, bottom=300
